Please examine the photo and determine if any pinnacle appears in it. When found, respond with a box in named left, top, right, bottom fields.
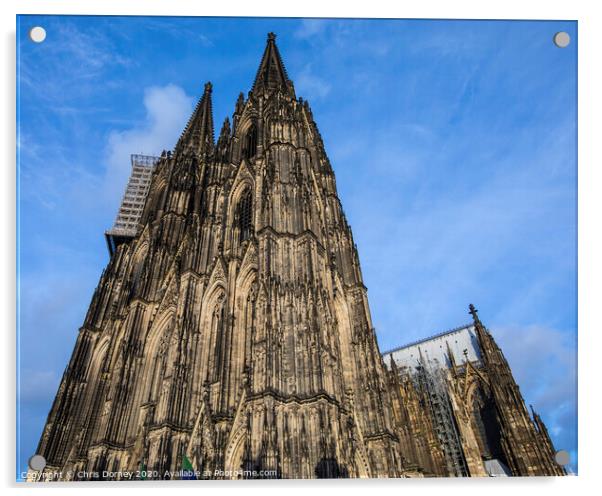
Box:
left=220, top=117, right=230, bottom=134
left=175, top=81, right=215, bottom=156
left=251, top=32, right=294, bottom=97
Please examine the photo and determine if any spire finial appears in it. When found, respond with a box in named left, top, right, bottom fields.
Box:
left=251, top=33, right=293, bottom=97
left=468, top=303, right=481, bottom=325
left=204, top=81, right=213, bottom=93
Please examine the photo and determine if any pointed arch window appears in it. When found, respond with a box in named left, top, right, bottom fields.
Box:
left=207, top=294, right=226, bottom=383
left=211, top=300, right=225, bottom=381
left=242, top=123, right=258, bottom=160
left=236, top=188, right=254, bottom=243
left=244, top=283, right=257, bottom=335
left=471, top=386, right=505, bottom=462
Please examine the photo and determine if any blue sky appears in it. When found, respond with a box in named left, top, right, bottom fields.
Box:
left=16, top=16, right=577, bottom=477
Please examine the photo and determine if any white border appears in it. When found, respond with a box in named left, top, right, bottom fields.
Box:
left=2, top=1, right=600, bottom=495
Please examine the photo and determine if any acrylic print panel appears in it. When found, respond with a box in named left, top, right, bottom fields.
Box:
left=16, top=15, right=577, bottom=481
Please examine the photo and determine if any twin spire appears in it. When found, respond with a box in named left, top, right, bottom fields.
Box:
left=252, top=32, right=294, bottom=96
left=176, top=33, right=293, bottom=156
left=176, top=81, right=215, bottom=156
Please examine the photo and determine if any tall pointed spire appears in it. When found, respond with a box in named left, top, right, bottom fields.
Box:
left=251, top=32, right=295, bottom=97
left=176, top=81, right=215, bottom=157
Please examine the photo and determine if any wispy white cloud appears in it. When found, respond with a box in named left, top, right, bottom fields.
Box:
left=294, top=19, right=329, bottom=40
left=495, top=324, right=577, bottom=466
left=19, top=82, right=194, bottom=218
left=137, top=18, right=213, bottom=47
left=295, top=64, right=332, bottom=101
left=104, top=84, right=194, bottom=201
left=20, top=20, right=133, bottom=104
left=496, top=324, right=576, bottom=410
left=332, top=44, right=576, bottom=344
left=50, top=22, right=132, bottom=74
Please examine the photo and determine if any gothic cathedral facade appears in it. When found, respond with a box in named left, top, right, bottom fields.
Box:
left=32, top=33, right=564, bottom=480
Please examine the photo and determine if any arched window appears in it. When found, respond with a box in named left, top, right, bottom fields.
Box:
left=471, top=387, right=505, bottom=462
left=210, top=297, right=226, bottom=382
left=242, top=124, right=257, bottom=160
left=145, top=323, right=172, bottom=404
left=235, top=188, right=253, bottom=243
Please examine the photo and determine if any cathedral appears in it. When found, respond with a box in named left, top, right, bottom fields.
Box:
left=31, top=33, right=564, bottom=480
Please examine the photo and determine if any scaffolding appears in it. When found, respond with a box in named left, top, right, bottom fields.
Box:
left=414, top=359, right=468, bottom=477
left=105, top=154, right=160, bottom=256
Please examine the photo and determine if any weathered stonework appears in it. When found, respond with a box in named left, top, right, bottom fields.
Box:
left=32, top=33, right=564, bottom=480
left=384, top=306, right=565, bottom=477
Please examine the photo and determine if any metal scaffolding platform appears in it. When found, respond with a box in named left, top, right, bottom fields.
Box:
left=414, top=359, right=469, bottom=477
left=105, top=154, right=160, bottom=256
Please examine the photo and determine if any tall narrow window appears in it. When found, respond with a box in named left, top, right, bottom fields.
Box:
left=242, top=124, right=257, bottom=160
left=236, top=188, right=253, bottom=242
left=471, top=387, right=505, bottom=462
left=211, top=302, right=225, bottom=382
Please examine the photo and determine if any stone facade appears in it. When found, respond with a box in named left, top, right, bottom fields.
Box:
left=384, top=306, right=565, bottom=477
left=31, top=33, right=564, bottom=480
